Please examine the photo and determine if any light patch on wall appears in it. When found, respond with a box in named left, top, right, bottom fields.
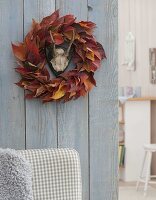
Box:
left=122, top=32, right=136, bottom=71
left=149, top=48, right=156, bottom=84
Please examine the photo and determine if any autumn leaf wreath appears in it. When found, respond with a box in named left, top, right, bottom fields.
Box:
left=12, top=10, right=106, bottom=103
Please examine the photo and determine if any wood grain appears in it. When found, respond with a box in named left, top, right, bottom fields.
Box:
left=88, top=0, right=118, bottom=199
left=0, top=1, right=118, bottom=199
left=0, top=0, right=25, bottom=149
left=24, top=0, right=57, bottom=149
left=128, top=97, right=156, bottom=101
left=55, top=1, right=89, bottom=200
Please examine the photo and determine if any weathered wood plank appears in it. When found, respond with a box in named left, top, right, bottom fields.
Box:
left=24, top=0, right=57, bottom=149
left=88, top=0, right=118, bottom=199
left=55, top=2, right=89, bottom=200
left=0, top=0, right=25, bottom=149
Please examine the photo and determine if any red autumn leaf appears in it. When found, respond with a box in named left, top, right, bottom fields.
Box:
left=64, top=15, right=76, bottom=27
left=79, top=86, right=87, bottom=96
left=92, top=58, right=101, bottom=68
left=40, top=10, right=59, bottom=27
left=32, top=19, right=41, bottom=34
left=79, top=21, right=96, bottom=29
left=35, top=85, right=47, bottom=97
left=49, top=24, right=62, bottom=32
left=36, top=28, right=48, bottom=41
left=83, top=73, right=96, bottom=91
left=94, top=50, right=102, bottom=60
left=41, top=66, right=50, bottom=81
left=89, top=73, right=96, bottom=85
left=73, top=23, right=86, bottom=34
left=25, top=84, right=40, bottom=92
left=24, top=61, right=38, bottom=72
left=73, top=54, right=83, bottom=64
left=12, top=43, right=26, bottom=61
left=53, top=33, right=64, bottom=45
left=25, top=93, right=35, bottom=99
left=96, top=42, right=106, bottom=59
left=63, top=26, right=75, bottom=32
left=16, top=80, right=28, bottom=88
left=85, top=60, right=98, bottom=72
left=79, top=72, right=88, bottom=83
left=64, top=30, right=79, bottom=40
left=84, top=79, right=94, bottom=91
left=15, top=67, right=30, bottom=74
left=78, top=37, right=86, bottom=43
left=52, top=16, right=65, bottom=26
left=26, top=40, right=41, bottom=65
left=78, top=62, right=93, bottom=72
left=75, top=47, right=85, bottom=61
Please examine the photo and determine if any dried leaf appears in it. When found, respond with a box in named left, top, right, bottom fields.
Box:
left=35, top=85, right=46, bottom=97
left=64, top=15, right=76, bottom=27
left=40, top=10, right=59, bottom=27
left=79, top=21, right=96, bottom=29
left=96, top=42, right=106, bottom=59
left=12, top=43, right=26, bottom=61
left=26, top=40, right=41, bottom=64
left=52, top=84, right=66, bottom=100
left=53, top=33, right=64, bottom=45
left=86, top=49, right=95, bottom=61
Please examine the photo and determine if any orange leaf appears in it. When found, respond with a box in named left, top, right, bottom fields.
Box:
left=52, top=84, right=66, bottom=100
left=53, top=33, right=64, bottom=45
left=12, top=43, right=26, bottom=61
left=32, top=19, right=41, bottom=33
left=64, top=30, right=79, bottom=40
left=86, top=49, right=95, bottom=61
left=84, top=78, right=94, bottom=91
left=79, top=21, right=96, bottom=29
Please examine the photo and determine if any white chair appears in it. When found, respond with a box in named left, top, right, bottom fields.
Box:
left=136, top=144, right=156, bottom=195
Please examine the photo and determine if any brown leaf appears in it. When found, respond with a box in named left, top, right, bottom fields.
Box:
left=12, top=43, right=26, bottom=61
left=51, top=84, right=66, bottom=100
left=35, top=85, right=46, bottom=97
left=53, top=33, right=64, bottom=45
left=79, top=21, right=96, bottom=29
left=86, top=49, right=95, bottom=61
left=96, top=42, right=106, bottom=59
left=26, top=40, right=41, bottom=65
left=64, top=15, right=76, bottom=27
left=40, top=10, right=59, bottom=27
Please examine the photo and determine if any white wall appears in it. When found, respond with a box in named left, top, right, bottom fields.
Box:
left=119, top=0, right=156, bottom=175
left=119, top=0, right=156, bottom=96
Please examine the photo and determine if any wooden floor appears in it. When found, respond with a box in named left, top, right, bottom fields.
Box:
left=119, top=181, right=156, bottom=200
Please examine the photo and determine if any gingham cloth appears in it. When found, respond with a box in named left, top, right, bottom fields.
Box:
left=19, top=148, right=82, bottom=200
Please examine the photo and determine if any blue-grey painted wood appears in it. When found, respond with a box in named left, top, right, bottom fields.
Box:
left=0, top=0, right=25, bottom=149
left=88, top=0, right=118, bottom=200
left=0, top=1, right=118, bottom=199
left=55, top=2, right=89, bottom=200
left=24, top=0, right=58, bottom=149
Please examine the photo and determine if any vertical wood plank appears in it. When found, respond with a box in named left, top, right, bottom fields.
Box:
left=88, top=0, right=118, bottom=199
left=24, top=0, right=57, bottom=149
left=0, top=0, right=25, bottom=149
left=55, top=2, right=89, bottom=200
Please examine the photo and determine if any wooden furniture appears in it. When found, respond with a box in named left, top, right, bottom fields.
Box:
left=119, top=97, right=156, bottom=181
left=136, top=144, right=156, bottom=196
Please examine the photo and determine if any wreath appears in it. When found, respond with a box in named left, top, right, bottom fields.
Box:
left=12, top=10, right=106, bottom=103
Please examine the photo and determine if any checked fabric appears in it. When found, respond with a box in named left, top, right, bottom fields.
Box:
left=19, top=148, right=82, bottom=200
